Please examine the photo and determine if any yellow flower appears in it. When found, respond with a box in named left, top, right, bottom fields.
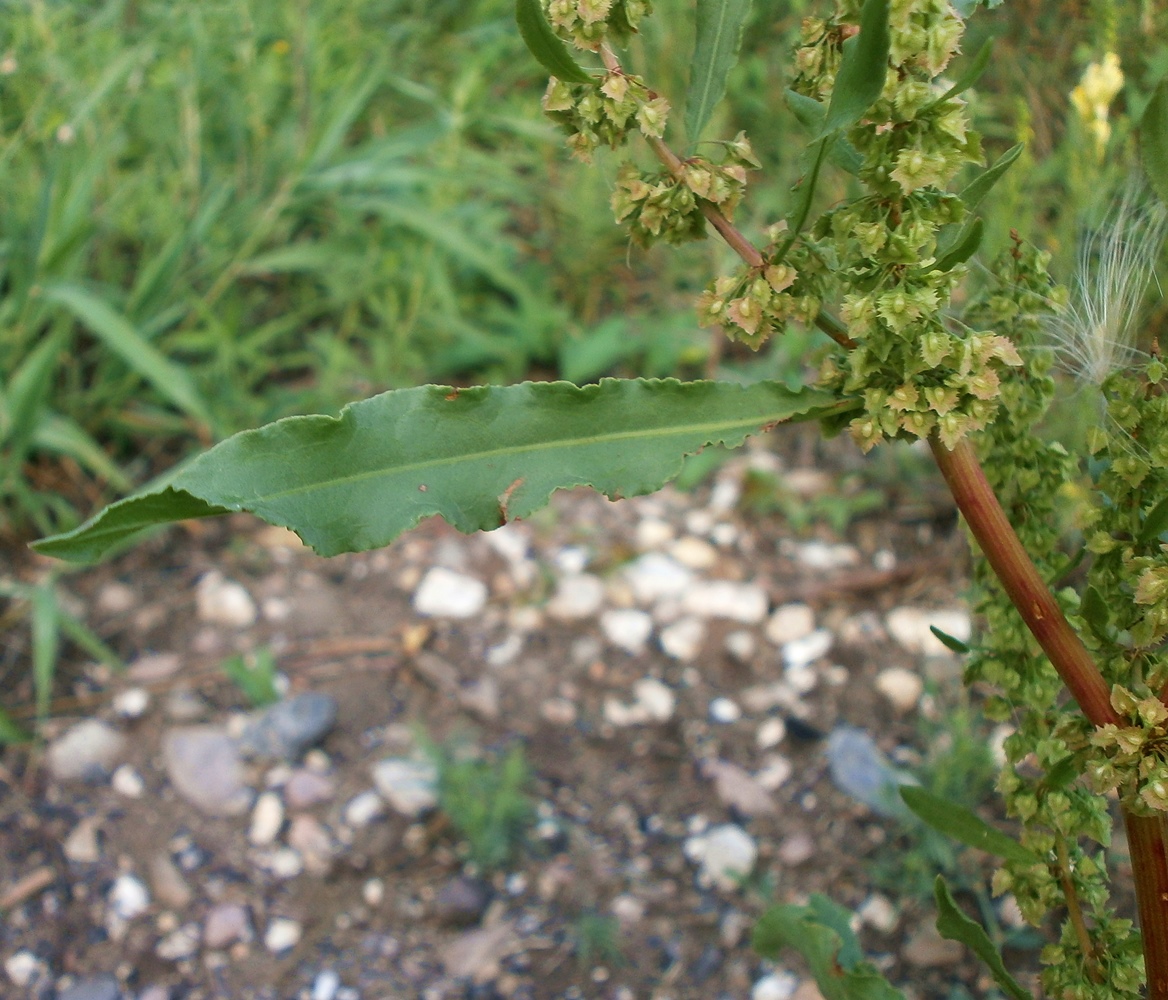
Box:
left=1070, top=53, right=1123, bottom=156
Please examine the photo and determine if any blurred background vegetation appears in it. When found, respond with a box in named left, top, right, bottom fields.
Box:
left=1, top=0, right=1166, bottom=540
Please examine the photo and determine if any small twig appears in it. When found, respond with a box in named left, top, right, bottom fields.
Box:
left=1054, top=834, right=1102, bottom=982
left=0, top=866, right=55, bottom=911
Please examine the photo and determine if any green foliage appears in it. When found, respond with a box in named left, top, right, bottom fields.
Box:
left=220, top=649, right=281, bottom=707
left=685, top=0, right=755, bottom=142
left=34, top=379, right=841, bottom=562
left=933, top=876, right=1033, bottom=1000
left=738, top=467, right=884, bottom=534
left=573, top=912, right=627, bottom=968
left=426, top=739, right=534, bottom=871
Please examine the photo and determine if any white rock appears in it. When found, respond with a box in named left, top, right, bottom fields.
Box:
left=782, top=629, right=833, bottom=670
left=668, top=535, right=718, bottom=569
left=113, top=687, right=150, bottom=719
left=371, top=758, right=438, bottom=817
left=886, top=607, right=971, bottom=656
left=724, top=629, right=756, bottom=662
left=261, top=848, right=304, bottom=879
left=708, top=477, right=741, bottom=512
left=710, top=522, right=738, bottom=547
left=312, top=969, right=342, bottom=1000
left=486, top=633, right=524, bottom=667
left=553, top=546, right=589, bottom=575
left=756, top=717, right=787, bottom=749
left=765, top=603, right=815, bottom=646
left=682, top=581, right=768, bottom=623
left=196, top=571, right=257, bottom=627
left=249, top=792, right=285, bottom=846
left=127, top=652, right=181, bottom=682
left=858, top=893, right=899, bottom=933
left=685, top=509, right=715, bottom=535
left=875, top=667, right=924, bottom=713
left=363, top=878, right=385, bottom=907
left=752, top=972, right=799, bottom=1000
left=203, top=902, right=253, bottom=949
left=96, top=580, right=136, bottom=614
left=709, top=697, right=742, bottom=724
left=484, top=523, right=530, bottom=564
left=634, top=677, right=675, bottom=721
left=540, top=697, right=578, bottom=726
left=288, top=814, right=335, bottom=875
left=756, top=754, right=793, bottom=791
left=5, top=951, right=45, bottom=987
left=413, top=568, right=488, bottom=618
left=264, top=917, right=302, bottom=954
left=343, top=791, right=386, bottom=828
left=108, top=873, right=150, bottom=921
left=659, top=617, right=705, bottom=661
left=635, top=517, right=675, bottom=550
left=546, top=574, right=605, bottom=620
left=163, top=726, right=253, bottom=817
left=156, top=923, right=200, bottom=961
left=685, top=823, right=758, bottom=890
left=111, top=765, right=145, bottom=798
left=601, top=608, right=653, bottom=654
left=741, top=682, right=792, bottom=714
left=623, top=553, right=692, bottom=603
left=63, top=817, right=102, bottom=863
left=610, top=894, right=644, bottom=926
left=702, top=759, right=775, bottom=816
left=47, top=720, right=126, bottom=782
left=794, top=541, right=860, bottom=570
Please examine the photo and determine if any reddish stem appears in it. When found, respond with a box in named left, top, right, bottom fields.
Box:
left=928, top=436, right=1121, bottom=728
left=1123, top=811, right=1168, bottom=1000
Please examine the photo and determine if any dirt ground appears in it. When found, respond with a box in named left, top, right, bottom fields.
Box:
left=0, top=429, right=1078, bottom=1000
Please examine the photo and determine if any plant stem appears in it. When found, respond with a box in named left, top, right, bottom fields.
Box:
left=928, top=436, right=1121, bottom=728
left=1054, top=834, right=1102, bottom=982
left=1123, top=810, right=1168, bottom=1000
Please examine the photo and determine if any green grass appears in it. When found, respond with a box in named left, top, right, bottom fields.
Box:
left=220, top=648, right=281, bottom=707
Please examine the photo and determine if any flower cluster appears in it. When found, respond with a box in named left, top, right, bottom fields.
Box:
left=1089, top=686, right=1168, bottom=813
left=544, top=0, right=652, bottom=51
left=612, top=133, right=758, bottom=248
left=1071, top=53, right=1124, bottom=157
left=542, top=72, right=670, bottom=162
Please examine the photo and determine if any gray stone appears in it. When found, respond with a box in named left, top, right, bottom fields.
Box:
left=903, top=924, right=963, bottom=967
left=47, top=720, right=126, bottom=782
left=58, top=975, right=121, bottom=1000
left=440, top=922, right=517, bottom=982
left=284, top=769, right=336, bottom=809
left=371, top=758, right=438, bottom=817
left=239, top=692, right=337, bottom=761
left=701, top=760, right=776, bottom=817
left=163, top=726, right=253, bottom=817
left=148, top=852, right=192, bottom=909
left=203, top=903, right=252, bottom=949
left=434, top=876, right=490, bottom=927
left=825, top=727, right=916, bottom=818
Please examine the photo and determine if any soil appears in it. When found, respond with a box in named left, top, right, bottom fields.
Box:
left=0, top=428, right=1070, bottom=1000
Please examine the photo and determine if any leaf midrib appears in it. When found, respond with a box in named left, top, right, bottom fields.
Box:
left=690, top=2, right=736, bottom=138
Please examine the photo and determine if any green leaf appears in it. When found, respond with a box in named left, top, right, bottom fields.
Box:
left=960, top=143, right=1023, bottom=211
left=0, top=706, right=32, bottom=746
left=934, top=877, right=1032, bottom=1000
left=784, top=90, right=863, bottom=174
left=1079, top=585, right=1110, bottom=638
left=1, top=327, right=66, bottom=462
left=817, top=0, right=890, bottom=139
left=1141, top=79, right=1168, bottom=209
left=41, top=282, right=213, bottom=429
left=927, top=39, right=993, bottom=108
left=928, top=625, right=970, bottom=654
left=933, top=217, right=984, bottom=273
left=1140, top=494, right=1168, bottom=544
left=753, top=898, right=906, bottom=1000
left=515, top=0, right=593, bottom=84
left=686, top=0, right=755, bottom=142
left=900, top=786, right=1038, bottom=864
left=29, top=583, right=59, bottom=720
left=35, top=379, right=843, bottom=564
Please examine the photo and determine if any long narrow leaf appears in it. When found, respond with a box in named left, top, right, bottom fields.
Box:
left=785, top=90, right=863, bottom=174
left=685, top=0, right=754, bottom=142
left=934, top=878, right=1032, bottom=1000
left=900, top=786, right=1038, bottom=864
left=41, top=282, right=213, bottom=429
left=817, top=0, right=890, bottom=138
left=1141, top=78, right=1168, bottom=208
left=33, top=414, right=132, bottom=490
left=2, top=328, right=65, bottom=461
left=35, top=379, right=842, bottom=563
left=961, top=143, right=1023, bottom=211
left=926, top=39, right=993, bottom=108
left=515, top=0, right=593, bottom=84
left=29, top=583, right=59, bottom=720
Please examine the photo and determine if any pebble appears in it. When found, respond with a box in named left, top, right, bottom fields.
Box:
left=610, top=894, right=644, bottom=927
left=312, top=969, right=342, bottom=1000
left=111, top=764, right=145, bottom=798
left=284, top=768, right=336, bottom=809
left=343, top=791, right=386, bottom=828
left=440, top=921, right=515, bottom=981
left=604, top=677, right=675, bottom=726
left=777, top=832, right=815, bottom=866
left=781, top=629, right=833, bottom=670
left=113, top=687, right=150, bottom=719
left=413, top=568, right=488, bottom=618
left=659, top=617, right=705, bottom=661
left=874, top=667, right=924, bottom=713
left=371, top=758, right=438, bottom=817
left=148, top=853, right=193, bottom=910
left=682, top=581, right=768, bottom=623
left=163, top=726, right=253, bottom=817
left=668, top=535, right=718, bottom=569
left=702, top=760, right=775, bottom=816
left=4, top=950, right=45, bottom=987
left=540, top=697, right=578, bottom=726
left=458, top=677, right=500, bottom=721
left=96, top=580, right=136, bottom=614
left=288, top=815, right=334, bottom=874
left=623, top=553, right=692, bottom=603
left=196, top=571, right=258, bottom=627
left=240, top=692, right=338, bottom=760
left=858, top=893, right=899, bottom=933
left=58, top=975, right=121, bottom=1000
left=756, top=717, right=786, bottom=749
left=723, top=629, right=756, bottom=662
left=263, top=917, right=303, bottom=954
left=108, top=873, right=150, bottom=921
left=885, top=606, right=971, bottom=656
left=765, top=603, right=815, bottom=646
left=486, top=633, right=523, bottom=666
left=434, top=876, right=490, bottom=927
left=155, top=923, right=200, bottom=961
left=902, top=924, right=964, bottom=967
left=127, top=652, right=181, bottom=682
left=755, top=754, right=793, bottom=791
left=793, top=541, right=860, bottom=570
left=708, top=697, right=741, bottom=724
left=63, top=817, right=102, bottom=864
left=258, top=847, right=304, bottom=879
left=684, top=824, right=758, bottom=890
left=546, top=574, right=605, bottom=620
left=47, top=720, right=126, bottom=782
left=635, top=517, right=675, bottom=550
left=164, top=686, right=208, bottom=721
left=203, top=903, right=252, bottom=949
left=600, top=608, right=653, bottom=654
left=249, top=792, right=285, bottom=846
left=362, top=878, right=385, bottom=907
left=752, top=972, right=799, bottom=1000
left=825, top=727, right=915, bottom=817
